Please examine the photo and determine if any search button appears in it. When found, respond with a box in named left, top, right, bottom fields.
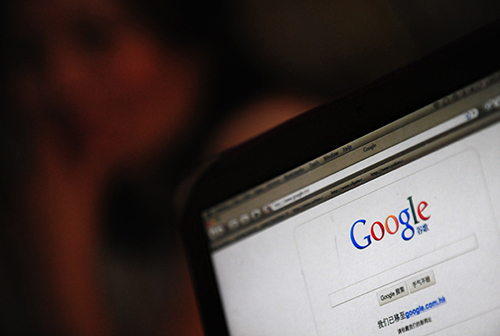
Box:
left=377, top=282, right=409, bottom=306
left=408, top=270, right=436, bottom=294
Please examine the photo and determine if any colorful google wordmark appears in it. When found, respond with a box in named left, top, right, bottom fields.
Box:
left=350, top=196, right=430, bottom=249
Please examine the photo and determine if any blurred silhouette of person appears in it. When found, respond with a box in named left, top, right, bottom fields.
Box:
left=6, top=0, right=496, bottom=334
left=1, top=0, right=235, bottom=334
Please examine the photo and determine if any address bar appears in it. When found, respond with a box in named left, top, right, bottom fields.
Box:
left=269, top=108, right=479, bottom=211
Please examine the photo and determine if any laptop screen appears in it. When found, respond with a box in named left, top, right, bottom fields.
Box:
left=201, top=70, right=500, bottom=335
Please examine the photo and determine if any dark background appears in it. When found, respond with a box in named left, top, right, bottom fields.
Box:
left=1, top=0, right=500, bottom=335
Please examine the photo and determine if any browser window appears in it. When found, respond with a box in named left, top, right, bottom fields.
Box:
left=203, top=71, right=500, bottom=335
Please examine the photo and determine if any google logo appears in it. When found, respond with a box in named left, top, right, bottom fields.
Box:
left=350, top=196, right=430, bottom=249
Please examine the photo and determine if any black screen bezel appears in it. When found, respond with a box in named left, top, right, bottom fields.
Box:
left=180, top=20, right=500, bottom=336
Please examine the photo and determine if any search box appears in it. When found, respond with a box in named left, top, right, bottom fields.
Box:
left=328, top=234, right=478, bottom=308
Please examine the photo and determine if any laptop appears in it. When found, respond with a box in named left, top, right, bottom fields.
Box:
left=180, top=20, right=500, bottom=335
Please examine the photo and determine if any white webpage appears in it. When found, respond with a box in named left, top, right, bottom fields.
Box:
left=211, top=93, right=500, bottom=335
